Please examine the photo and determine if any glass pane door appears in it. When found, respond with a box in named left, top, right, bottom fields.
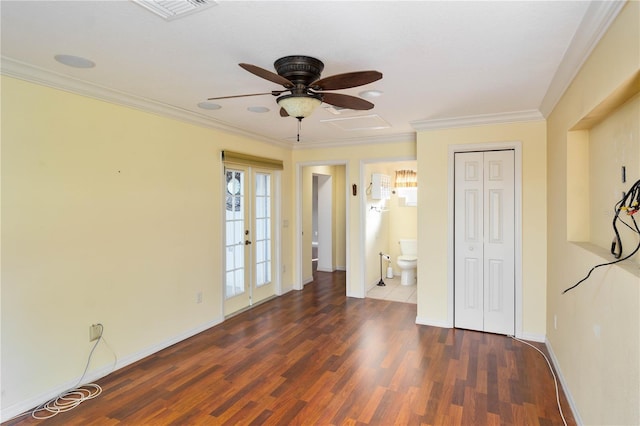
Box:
left=224, top=167, right=250, bottom=314
left=224, top=167, right=275, bottom=315
left=251, top=171, right=274, bottom=303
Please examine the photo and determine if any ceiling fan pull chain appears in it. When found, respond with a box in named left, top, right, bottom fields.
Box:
left=297, top=118, right=301, bottom=142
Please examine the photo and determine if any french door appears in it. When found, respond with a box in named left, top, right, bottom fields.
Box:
left=454, top=150, right=515, bottom=335
left=224, top=166, right=275, bottom=315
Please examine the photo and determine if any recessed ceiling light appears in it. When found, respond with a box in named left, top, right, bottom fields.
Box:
left=359, top=90, right=383, bottom=98
left=198, top=101, right=221, bottom=110
left=54, top=54, right=95, bottom=69
left=247, top=106, right=270, bottom=113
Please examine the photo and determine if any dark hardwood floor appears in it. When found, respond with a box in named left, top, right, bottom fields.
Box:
left=6, top=271, right=575, bottom=425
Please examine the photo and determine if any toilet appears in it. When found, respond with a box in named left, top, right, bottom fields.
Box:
left=397, top=239, right=417, bottom=286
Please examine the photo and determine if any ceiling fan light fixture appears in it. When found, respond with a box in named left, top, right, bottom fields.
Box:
left=277, top=94, right=322, bottom=119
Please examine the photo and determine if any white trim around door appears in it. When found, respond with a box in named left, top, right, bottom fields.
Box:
left=447, top=141, right=523, bottom=338
left=295, top=161, right=350, bottom=294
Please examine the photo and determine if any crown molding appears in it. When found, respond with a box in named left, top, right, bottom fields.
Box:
left=411, top=1, right=625, bottom=131
left=0, top=56, right=291, bottom=149
left=538, top=0, right=626, bottom=117
left=410, top=110, right=544, bottom=131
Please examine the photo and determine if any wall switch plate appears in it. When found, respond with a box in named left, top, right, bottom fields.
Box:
left=89, top=324, right=102, bottom=342
left=196, top=291, right=203, bottom=304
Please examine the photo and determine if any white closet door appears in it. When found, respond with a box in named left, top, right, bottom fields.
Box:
left=482, top=151, right=515, bottom=334
left=454, top=150, right=514, bottom=335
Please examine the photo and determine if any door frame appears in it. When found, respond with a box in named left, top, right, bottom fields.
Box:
left=447, top=141, right=523, bottom=338
left=222, top=166, right=281, bottom=317
left=295, top=161, right=349, bottom=292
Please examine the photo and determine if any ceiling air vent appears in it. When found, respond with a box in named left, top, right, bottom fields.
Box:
left=133, top=0, right=217, bottom=21
left=321, top=115, right=391, bottom=131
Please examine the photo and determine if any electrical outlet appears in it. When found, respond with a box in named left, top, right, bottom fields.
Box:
left=196, top=291, right=203, bottom=304
left=89, top=324, right=102, bottom=342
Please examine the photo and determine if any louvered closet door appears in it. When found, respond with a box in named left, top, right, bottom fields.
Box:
left=454, top=150, right=515, bottom=335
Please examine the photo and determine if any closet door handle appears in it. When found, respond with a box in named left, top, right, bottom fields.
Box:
left=245, top=240, right=252, bottom=245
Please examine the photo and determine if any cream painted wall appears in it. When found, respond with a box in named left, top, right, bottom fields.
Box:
left=546, top=2, right=639, bottom=424
left=0, top=76, right=294, bottom=417
left=589, top=95, right=640, bottom=263
left=293, top=142, right=416, bottom=298
left=416, top=120, right=547, bottom=336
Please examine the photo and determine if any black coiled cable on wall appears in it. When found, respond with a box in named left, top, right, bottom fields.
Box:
left=563, top=178, right=640, bottom=294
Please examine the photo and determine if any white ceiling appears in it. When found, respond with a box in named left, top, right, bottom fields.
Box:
left=0, top=1, right=624, bottom=148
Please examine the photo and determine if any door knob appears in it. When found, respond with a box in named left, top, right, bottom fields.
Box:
left=245, top=240, right=252, bottom=245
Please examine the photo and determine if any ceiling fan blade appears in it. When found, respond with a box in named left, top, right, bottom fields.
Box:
left=320, top=93, right=374, bottom=110
left=310, top=70, right=382, bottom=91
left=208, top=90, right=287, bottom=100
left=279, top=107, right=289, bottom=117
left=239, top=63, right=294, bottom=88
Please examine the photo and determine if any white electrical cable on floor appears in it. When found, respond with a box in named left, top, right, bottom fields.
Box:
left=27, top=323, right=117, bottom=420
left=510, top=336, right=567, bottom=426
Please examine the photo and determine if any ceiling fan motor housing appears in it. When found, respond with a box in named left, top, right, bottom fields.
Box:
left=274, top=56, right=324, bottom=91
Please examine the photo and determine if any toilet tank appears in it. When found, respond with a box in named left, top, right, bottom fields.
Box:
left=399, top=239, right=417, bottom=256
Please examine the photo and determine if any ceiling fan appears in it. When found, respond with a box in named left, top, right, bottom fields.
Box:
left=208, top=55, right=383, bottom=123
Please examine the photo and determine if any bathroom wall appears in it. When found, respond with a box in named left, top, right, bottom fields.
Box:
left=364, top=163, right=392, bottom=287
left=363, top=161, right=418, bottom=287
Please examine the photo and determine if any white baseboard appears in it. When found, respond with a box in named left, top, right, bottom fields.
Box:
left=415, top=316, right=452, bottom=328
left=516, top=332, right=546, bottom=343
left=0, top=316, right=224, bottom=423
left=545, top=338, right=583, bottom=425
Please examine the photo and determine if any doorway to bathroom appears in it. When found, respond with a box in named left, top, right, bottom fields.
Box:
left=363, top=159, right=418, bottom=304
